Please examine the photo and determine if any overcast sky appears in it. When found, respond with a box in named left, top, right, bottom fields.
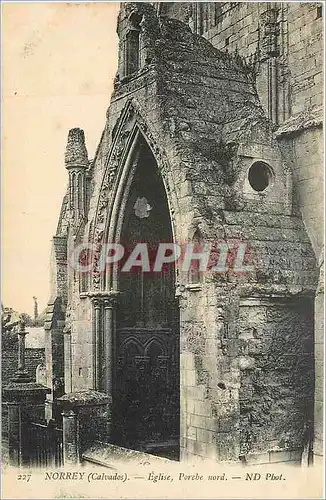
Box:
left=2, top=2, right=120, bottom=315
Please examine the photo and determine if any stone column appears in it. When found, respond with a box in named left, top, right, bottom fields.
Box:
left=92, top=298, right=102, bottom=390
left=62, top=409, right=79, bottom=465
left=90, top=291, right=120, bottom=394
left=63, top=327, right=72, bottom=394
left=103, top=294, right=119, bottom=397
left=104, top=299, right=113, bottom=396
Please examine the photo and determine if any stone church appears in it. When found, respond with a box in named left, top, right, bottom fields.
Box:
left=44, top=2, right=323, bottom=465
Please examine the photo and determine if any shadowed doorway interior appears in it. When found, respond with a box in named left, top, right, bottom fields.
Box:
left=113, top=138, right=180, bottom=460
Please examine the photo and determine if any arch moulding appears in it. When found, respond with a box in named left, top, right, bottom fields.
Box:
left=90, top=98, right=179, bottom=294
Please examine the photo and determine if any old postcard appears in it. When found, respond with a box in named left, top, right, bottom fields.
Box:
left=1, top=1, right=324, bottom=499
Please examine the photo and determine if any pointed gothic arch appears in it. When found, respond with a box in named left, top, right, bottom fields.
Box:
left=112, top=135, right=180, bottom=452
left=90, top=100, right=180, bottom=456
left=91, top=99, right=179, bottom=293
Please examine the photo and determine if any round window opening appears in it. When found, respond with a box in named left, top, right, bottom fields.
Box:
left=248, top=162, right=273, bottom=192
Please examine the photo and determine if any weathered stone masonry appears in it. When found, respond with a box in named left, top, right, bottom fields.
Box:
left=46, top=3, right=323, bottom=465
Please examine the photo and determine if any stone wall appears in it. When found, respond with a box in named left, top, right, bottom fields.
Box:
left=180, top=284, right=240, bottom=462
left=287, top=3, right=323, bottom=114
left=276, top=119, right=323, bottom=464
left=162, top=2, right=324, bottom=258
left=238, top=297, right=314, bottom=463
left=179, top=289, right=315, bottom=464
left=163, top=3, right=323, bottom=124
left=44, top=297, right=65, bottom=418
left=216, top=3, right=324, bottom=259
left=1, top=347, right=45, bottom=386
left=205, top=3, right=261, bottom=56
left=277, top=126, right=324, bottom=260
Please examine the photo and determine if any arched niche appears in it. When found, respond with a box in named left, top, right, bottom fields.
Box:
left=109, top=135, right=180, bottom=458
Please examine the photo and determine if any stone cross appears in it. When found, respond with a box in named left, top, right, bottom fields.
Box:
left=11, top=321, right=32, bottom=383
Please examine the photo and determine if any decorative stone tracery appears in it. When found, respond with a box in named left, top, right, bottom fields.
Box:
left=91, top=98, right=177, bottom=292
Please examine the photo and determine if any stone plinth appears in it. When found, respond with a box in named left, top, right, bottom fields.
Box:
left=57, top=390, right=110, bottom=465
left=3, top=382, right=51, bottom=404
left=3, top=382, right=50, bottom=466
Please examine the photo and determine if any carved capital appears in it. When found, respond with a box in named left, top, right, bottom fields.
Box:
left=104, top=297, right=118, bottom=309
left=92, top=298, right=101, bottom=310
left=89, top=291, right=121, bottom=309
